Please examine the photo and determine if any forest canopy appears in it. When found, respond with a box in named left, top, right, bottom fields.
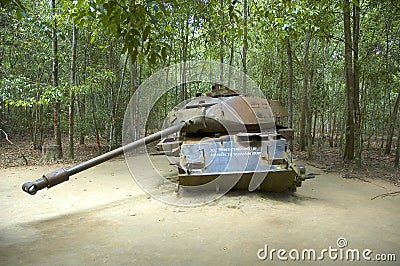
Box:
left=0, top=0, right=399, bottom=167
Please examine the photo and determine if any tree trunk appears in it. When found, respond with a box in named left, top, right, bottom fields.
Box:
left=395, top=127, right=400, bottom=168
left=50, top=0, right=62, bottom=160
left=219, top=0, right=224, bottom=82
left=79, top=95, right=85, bottom=145
left=330, top=112, right=337, bottom=147
left=307, top=112, right=313, bottom=158
left=385, top=88, right=400, bottom=154
left=111, top=54, right=128, bottom=150
left=307, top=42, right=314, bottom=159
left=384, top=19, right=392, bottom=154
left=129, top=59, right=137, bottom=97
left=129, top=57, right=141, bottom=146
left=33, top=91, right=43, bottom=150
left=108, top=40, right=116, bottom=151
left=285, top=37, right=294, bottom=129
left=343, top=0, right=355, bottom=162
left=69, top=26, right=78, bottom=159
left=353, top=2, right=361, bottom=167
left=278, top=55, right=285, bottom=103
left=260, top=58, right=268, bottom=93
left=299, top=33, right=311, bottom=151
left=53, top=101, right=62, bottom=158
left=90, top=86, right=101, bottom=155
left=242, top=0, right=248, bottom=91
left=312, top=112, right=317, bottom=144
left=228, top=38, right=234, bottom=88
left=180, top=18, right=189, bottom=101
left=228, top=2, right=235, bottom=88
left=40, top=145, right=62, bottom=163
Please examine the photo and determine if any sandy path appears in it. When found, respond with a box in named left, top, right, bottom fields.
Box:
left=0, top=155, right=399, bottom=265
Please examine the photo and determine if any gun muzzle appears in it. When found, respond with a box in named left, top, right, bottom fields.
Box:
left=22, top=169, right=70, bottom=195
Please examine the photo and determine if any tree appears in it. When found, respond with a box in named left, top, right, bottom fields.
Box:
left=242, top=0, right=248, bottom=91
left=343, top=0, right=355, bottom=162
left=68, top=25, right=78, bottom=159
left=299, top=32, right=311, bottom=151
left=353, top=1, right=361, bottom=167
left=51, top=0, right=62, bottom=159
left=285, top=36, right=294, bottom=129
left=385, top=89, right=400, bottom=155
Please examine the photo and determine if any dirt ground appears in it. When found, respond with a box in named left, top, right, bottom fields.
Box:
left=0, top=154, right=399, bottom=265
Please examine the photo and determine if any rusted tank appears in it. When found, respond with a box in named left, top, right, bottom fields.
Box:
left=156, top=84, right=314, bottom=192
left=22, top=84, right=313, bottom=195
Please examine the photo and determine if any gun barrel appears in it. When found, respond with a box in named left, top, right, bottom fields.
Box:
left=22, top=122, right=185, bottom=195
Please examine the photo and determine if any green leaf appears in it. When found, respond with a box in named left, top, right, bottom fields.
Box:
left=15, top=8, right=27, bottom=19
left=142, top=25, right=151, bottom=41
left=161, top=46, right=167, bottom=60
left=352, top=0, right=360, bottom=7
left=149, top=51, right=157, bottom=64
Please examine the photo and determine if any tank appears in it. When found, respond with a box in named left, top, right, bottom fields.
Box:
left=22, top=84, right=314, bottom=195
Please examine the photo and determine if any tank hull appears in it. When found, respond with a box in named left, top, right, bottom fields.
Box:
left=179, top=170, right=298, bottom=192
left=176, top=133, right=302, bottom=192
